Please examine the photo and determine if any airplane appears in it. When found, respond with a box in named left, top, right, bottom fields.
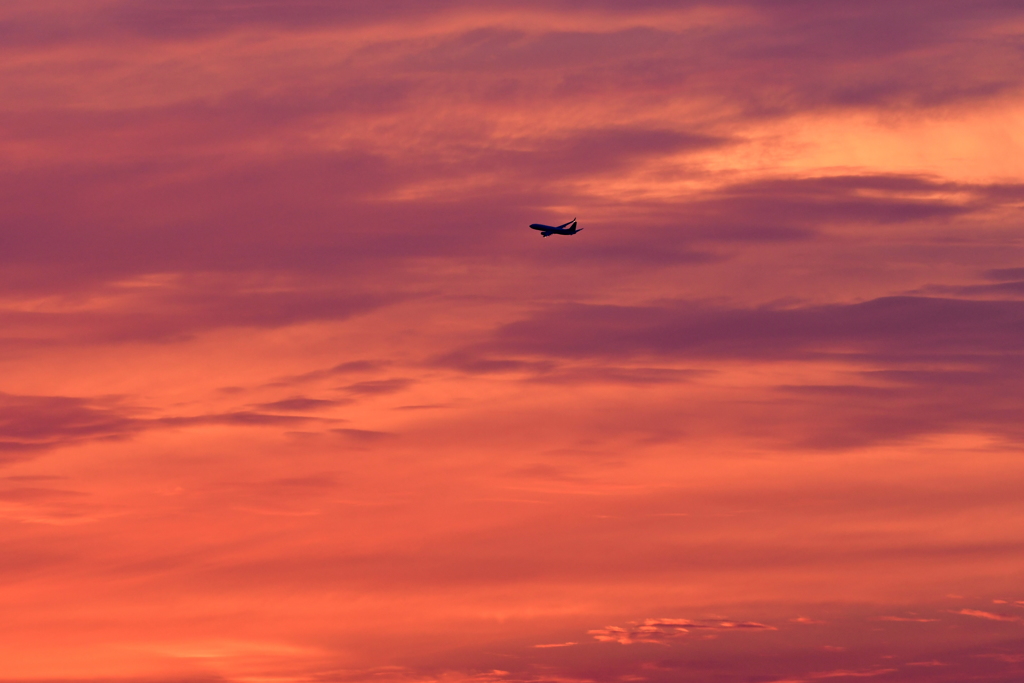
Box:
left=529, top=218, right=581, bottom=237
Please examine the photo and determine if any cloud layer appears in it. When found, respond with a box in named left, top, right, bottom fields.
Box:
left=2, top=1, right=1024, bottom=682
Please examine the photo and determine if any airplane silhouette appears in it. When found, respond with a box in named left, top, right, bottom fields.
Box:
left=529, top=218, right=581, bottom=237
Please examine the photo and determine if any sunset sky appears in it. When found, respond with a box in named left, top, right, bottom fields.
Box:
left=2, top=1, right=1024, bottom=682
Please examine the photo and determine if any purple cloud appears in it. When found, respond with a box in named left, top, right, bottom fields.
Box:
left=0, top=391, right=329, bottom=462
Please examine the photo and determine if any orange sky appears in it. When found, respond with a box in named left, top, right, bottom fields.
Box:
left=2, top=2, right=1024, bottom=682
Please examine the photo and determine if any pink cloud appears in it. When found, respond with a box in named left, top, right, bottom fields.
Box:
left=590, top=617, right=775, bottom=644
left=791, top=617, right=827, bottom=624
left=532, top=642, right=578, bottom=648
left=952, top=609, right=1022, bottom=623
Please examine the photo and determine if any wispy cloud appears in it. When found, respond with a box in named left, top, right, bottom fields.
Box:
left=590, top=617, right=775, bottom=644
left=808, top=670, right=898, bottom=679
left=342, top=378, right=415, bottom=396
left=253, top=397, right=350, bottom=412
left=951, top=609, right=1022, bottom=623
left=0, top=391, right=326, bottom=460
left=532, top=642, right=577, bottom=648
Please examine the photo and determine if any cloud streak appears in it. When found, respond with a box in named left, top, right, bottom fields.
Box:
left=952, top=609, right=1022, bottom=623
left=589, top=617, right=775, bottom=644
left=0, top=391, right=327, bottom=461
